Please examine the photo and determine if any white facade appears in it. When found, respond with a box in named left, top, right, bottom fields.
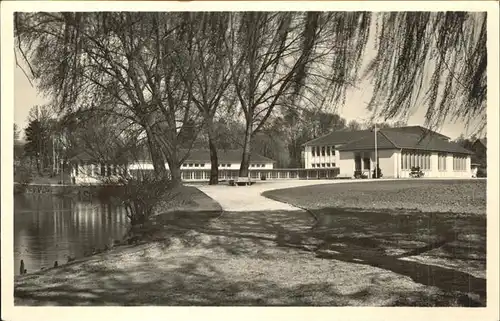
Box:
left=337, top=149, right=472, bottom=178
left=70, top=163, right=128, bottom=185
left=303, top=145, right=338, bottom=169
left=71, top=159, right=275, bottom=184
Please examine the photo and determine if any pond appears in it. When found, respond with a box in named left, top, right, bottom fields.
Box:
left=14, top=193, right=129, bottom=275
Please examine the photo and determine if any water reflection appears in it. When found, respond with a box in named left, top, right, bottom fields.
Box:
left=14, top=194, right=128, bottom=274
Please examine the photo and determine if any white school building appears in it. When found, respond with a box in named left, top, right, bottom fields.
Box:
left=303, top=126, right=473, bottom=179
left=69, top=149, right=276, bottom=184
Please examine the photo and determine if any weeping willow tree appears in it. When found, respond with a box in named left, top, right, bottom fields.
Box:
left=363, top=12, right=487, bottom=134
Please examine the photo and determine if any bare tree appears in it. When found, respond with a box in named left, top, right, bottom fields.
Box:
left=15, top=12, right=202, bottom=185
left=226, top=12, right=370, bottom=177
left=173, top=13, right=233, bottom=184
left=346, top=120, right=363, bottom=131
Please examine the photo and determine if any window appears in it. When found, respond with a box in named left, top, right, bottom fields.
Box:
left=311, top=147, right=315, bottom=157
left=195, top=163, right=199, bottom=167
left=363, top=157, right=370, bottom=170
left=100, top=164, right=106, bottom=176
left=189, top=163, right=193, bottom=167
left=183, top=164, right=187, bottom=167
left=200, top=163, right=205, bottom=167
left=332, top=163, right=336, bottom=167
left=194, top=171, right=203, bottom=179
left=453, top=155, right=467, bottom=171
left=321, top=146, right=325, bottom=156
left=326, top=146, right=331, bottom=156
left=322, top=163, right=326, bottom=167
left=312, top=164, right=315, bottom=168
left=402, top=151, right=431, bottom=170
left=438, top=153, right=447, bottom=171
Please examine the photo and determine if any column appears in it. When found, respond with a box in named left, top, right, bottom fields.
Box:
left=446, top=154, right=453, bottom=177
left=466, top=155, right=472, bottom=177
left=430, top=153, right=438, bottom=177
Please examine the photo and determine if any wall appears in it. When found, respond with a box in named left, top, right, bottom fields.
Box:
left=375, top=149, right=397, bottom=178
left=398, top=152, right=472, bottom=178
left=337, top=151, right=355, bottom=178
left=304, top=145, right=337, bottom=169
left=73, top=161, right=275, bottom=184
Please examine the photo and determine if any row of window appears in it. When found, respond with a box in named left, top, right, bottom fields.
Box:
left=250, top=164, right=266, bottom=168
left=76, top=164, right=125, bottom=177
left=182, top=163, right=206, bottom=168
left=453, top=156, right=467, bottom=171
left=402, top=152, right=469, bottom=171
left=311, top=146, right=336, bottom=157
left=401, top=152, right=431, bottom=170
left=311, top=163, right=336, bottom=168
left=181, top=163, right=266, bottom=168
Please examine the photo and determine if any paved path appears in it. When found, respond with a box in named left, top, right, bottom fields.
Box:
left=195, top=180, right=342, bottom=212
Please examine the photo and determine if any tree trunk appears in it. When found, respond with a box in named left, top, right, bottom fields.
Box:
left=144, top=128, right=169, bottom=179
left=239, top=122, right=252, bottom=177
left=166, top=157, right=182, bottom=187
left=207, top=119, right=219, bottom=185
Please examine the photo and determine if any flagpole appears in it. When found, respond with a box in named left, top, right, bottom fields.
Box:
left=374, top=124, right=378, bottom=178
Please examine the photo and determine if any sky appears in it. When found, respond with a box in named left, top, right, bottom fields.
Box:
left=14, top=61, right=478, bottom=141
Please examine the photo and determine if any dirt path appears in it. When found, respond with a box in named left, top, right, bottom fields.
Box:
left=195, top=180, right=341, bottom=212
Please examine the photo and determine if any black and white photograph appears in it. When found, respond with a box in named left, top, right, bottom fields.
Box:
left=1, top=1, right=498, bottom=320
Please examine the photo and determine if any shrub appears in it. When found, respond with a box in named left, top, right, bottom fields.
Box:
left=410, top=166, right=424, bottom=178
left=354, top=170, right=368, bottom=179
left=105, top=173, right=176, bottom=241
left=14, top=163, right=33, bottom=193
left=477, top=167, right=487, bottom=178
left=372, top=166, right=383, bottom=179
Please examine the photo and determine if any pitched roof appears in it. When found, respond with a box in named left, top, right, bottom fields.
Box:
left=337, top=129, right=473, bottom=154
left=70, top=148, right=276, bottom=164
left=303, top=125, right=449, bottom=146
left=474, top=138, right=487, bottom=148
left=183, top=149, right=275, bottom=163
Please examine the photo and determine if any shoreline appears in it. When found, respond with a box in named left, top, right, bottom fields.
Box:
left=14, top=184, right=223, bottom=277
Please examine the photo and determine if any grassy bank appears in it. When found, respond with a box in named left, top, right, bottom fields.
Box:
left=263, top=179, right=487, bottom=304
left=263, top=179, right=486, bottom=215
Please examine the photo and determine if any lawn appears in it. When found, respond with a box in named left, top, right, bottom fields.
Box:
left=263, top=179, right=486, bottom=215
left=263, top=179, right=487, bottom=305
left=14, top=229, right=481, bottom=306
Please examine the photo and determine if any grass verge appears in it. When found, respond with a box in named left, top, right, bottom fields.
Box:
left=262, top=179, right=486, bottom=305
